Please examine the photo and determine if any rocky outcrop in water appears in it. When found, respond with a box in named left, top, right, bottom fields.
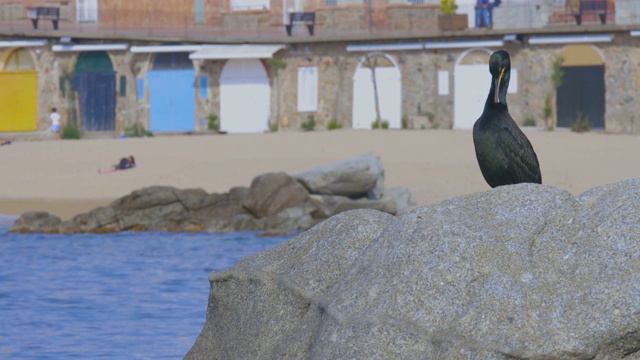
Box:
left=10, top=153, right=413, bottom=234
left=185, top=178, right=640, bottom=359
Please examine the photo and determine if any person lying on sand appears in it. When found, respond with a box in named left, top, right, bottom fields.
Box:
left=98, top=156, right=136, bottom=174
left=0, top=139, right=11, bottom=146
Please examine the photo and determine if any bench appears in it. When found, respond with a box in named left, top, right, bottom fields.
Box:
left=574, top=0, right=608, bottom=25
left=285, top=12, right=315, bottom=36
left=27, top=7, right=60, bottom=30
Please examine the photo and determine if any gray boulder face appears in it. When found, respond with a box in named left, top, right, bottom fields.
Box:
left=380, top=186, right=414, bottom=214
left=308, top=194, right=389, bottom=217
left=293, top=152, right=385, bottom=199
left=242, top=172, right=310, bottom=218
left=175, top=188, right=213, bottom=211
left=112, top=186, right=179, bottom=210
left=10, top=211, right=62, bottom=233
left=186, top=178, right=640, bottom=360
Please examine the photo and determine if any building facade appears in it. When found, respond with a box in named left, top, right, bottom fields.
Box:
left=0, top=0, right=639, bottom=134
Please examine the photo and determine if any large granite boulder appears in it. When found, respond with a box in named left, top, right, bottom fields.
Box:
left=186, top=178, right=640, bottom=359
left=242, top=172, right=310, bottom=218
left=293, top=152, right=385, bottom=199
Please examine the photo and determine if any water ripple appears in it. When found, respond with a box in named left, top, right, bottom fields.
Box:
left=0, top=228, right=293, bottom=359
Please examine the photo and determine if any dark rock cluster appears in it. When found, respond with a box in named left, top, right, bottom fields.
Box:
left=11, top=152, right=413, bottom=234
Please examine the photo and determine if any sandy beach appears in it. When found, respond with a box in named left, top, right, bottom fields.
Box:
left=1, top=129, right=639, bottom=220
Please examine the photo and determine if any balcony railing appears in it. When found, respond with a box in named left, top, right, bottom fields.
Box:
left=0, top=1, right=637, bottom=41
left=324, top=0, right=366, bottom=6
left=386, top=0, right=439, bottom=5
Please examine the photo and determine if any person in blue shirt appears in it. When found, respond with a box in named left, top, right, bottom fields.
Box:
left=98, top=156, right=136, bottom=174
left=476, top=0, right=493, bottom=28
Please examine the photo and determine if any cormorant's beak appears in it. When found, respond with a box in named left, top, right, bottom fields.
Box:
left=494, top=67, right=505, bottom=104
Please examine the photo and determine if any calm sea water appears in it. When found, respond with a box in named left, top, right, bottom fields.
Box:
left=0, top=215, right=294, bottom=359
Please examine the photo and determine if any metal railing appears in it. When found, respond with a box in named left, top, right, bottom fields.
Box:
left=0, top=1, right=637, bottom=41
left=324, top=0, right=367, bottom=6
left=386, top=0, right=439, bottom=5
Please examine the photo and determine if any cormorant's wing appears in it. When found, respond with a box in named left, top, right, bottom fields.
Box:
left=497, top=122, right=542, bottom=184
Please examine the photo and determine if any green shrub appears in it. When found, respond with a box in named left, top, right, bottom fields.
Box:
left=523, top=117, right=536, bottom=127
left=543, top=94, right=552, bottom=120
left=301, top=114, right=316, bottom=131
left=327, top=120, right=343, bottom=130
left=440, top=0, right=458, bottom=14
left=61, top=123, right=81, bottom=139
left=571, top=112, right=590, bottom=133
left=401, top=115, right=409, bottom=129
left=267, top=57, right=287, bottom=71
left=207, top=113, right=220, bottom=131
left=270, top=123, right=278, bottom=132
left=125, top=123, right=153, bottom=137
left=424, top=111, right=435, bottom=122
left=371, top=120, right=389, bottom=129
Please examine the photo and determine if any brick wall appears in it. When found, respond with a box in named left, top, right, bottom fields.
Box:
left=386, top=5, right=440, bottom=32
left=0, top=0, right=443, bottom=35
left=100, top=0, right=195, bottom=30
left=315, top=7, right=369, bottom=32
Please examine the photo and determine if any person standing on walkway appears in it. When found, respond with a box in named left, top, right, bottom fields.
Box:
left=475, top=0, right=493, bottom=29
left=50, top=107, right=61, bottom=140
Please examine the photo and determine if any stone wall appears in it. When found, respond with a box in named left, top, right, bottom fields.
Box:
left=3, top=31, right=640, bottom=134
left=195, top=58, right=224, bottom=132
left=508, top=46, right=560, bottom=128
left=315, top=8, right=369, bottom=32
left=222, top=11, right=273, bottom=32
left=0, top=2, right=24, bottom=21
left=502, top=34, right=640, bottom=132
left=0, top=44, right=157, bottom=134
left=600, top=34, right=640, bottom=133
left=386, top=5, right=440, bottom=32
left=272, top=44, right=360, bottom=131
left=232, top=40, right=633, bottom=132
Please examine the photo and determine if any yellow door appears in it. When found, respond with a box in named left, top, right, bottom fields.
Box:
left=0, top=71, right=38, bottom=132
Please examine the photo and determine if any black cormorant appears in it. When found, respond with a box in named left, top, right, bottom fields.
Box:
left=473, top=50, right=542, bottom=188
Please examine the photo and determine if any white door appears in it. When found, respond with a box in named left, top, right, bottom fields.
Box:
left=220, top=59, right=270, bottom=133
left=454, top=64, right=490, bottom=130
left=352, top=66, right=401, bottom=130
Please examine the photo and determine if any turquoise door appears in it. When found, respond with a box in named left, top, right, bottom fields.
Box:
left=148, top=53, right=195, bottom=133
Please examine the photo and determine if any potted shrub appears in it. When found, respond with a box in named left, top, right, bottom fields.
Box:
left=438, top=0, right=468, bottom=31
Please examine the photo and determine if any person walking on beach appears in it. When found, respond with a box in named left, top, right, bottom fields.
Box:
left=98, top=156, right=136, bottom=174
left=50, top=107, right=61, bottom=140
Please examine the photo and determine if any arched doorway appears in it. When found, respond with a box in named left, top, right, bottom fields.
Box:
left=148, top=52, right=195, bottom=133
left=0, top=48, right=38, bottom=131
left=556, top=44, right=605, bottom=129
left=352, top=53, right=401, bottom=129
left=219, top=59, right=270, bottom=133
left=71, top=51, right=116, bottom=131
left=453, top=48, right=492, bottom=130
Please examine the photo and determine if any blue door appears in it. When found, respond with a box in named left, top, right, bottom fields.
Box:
left=71, top=72, right=116, bottom=131
left=71, top=51, right=116, bottom=131
left=148, top=69, right=195, bottom=133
